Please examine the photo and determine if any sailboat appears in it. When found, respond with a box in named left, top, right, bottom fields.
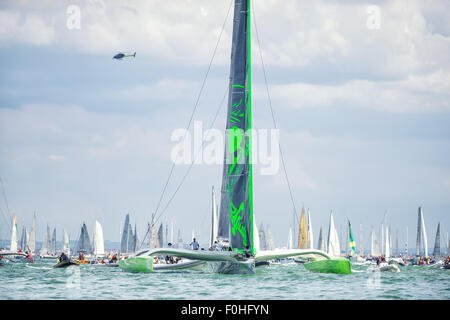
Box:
left=297, top=207, right=308, bottom=249
left=432, top=223, right=441, bottom=258
left=369, top=224, right=400, bottom=272
left=93, top=220, right=105, bottom=257
left=210, top=186, right=219, bottom=247
left=370, top=227, right=381, bottom=258
left=0, top=215, right=29, bottom=260
left=29, top=214, right=36, bottom=253
left=317, top=226, right=325, bottom=252
left=119, top=0, right=350, bottom=274
left=326, top=211, right=340, bottom=258
left=10, top=215, right=18, bottom=252
left=348, top=220, right=355, bottom=257
left=287, top=226, right=293, bottom=250
left=40, top=225, right=56, bottom=259
left=265, top=225, right=275, bottom=251
left=307, top=209, right=314, bottom=250
left=176, top=229, right=183, bottom=249
left=75, top=222, right=92, bottom=261
left=62, top=228, right=70, bottom=256
left=415, top=206, right=428, bottom=260
left=51, top=228, right=57, bottom=256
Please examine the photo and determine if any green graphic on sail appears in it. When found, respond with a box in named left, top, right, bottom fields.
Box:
left=218, top=0, right=254, bottom=254
left=348, top=220, right=355, bottom=256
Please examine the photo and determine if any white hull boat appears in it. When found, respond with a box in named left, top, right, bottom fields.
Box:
left=368, top=262, right=400, bottom=272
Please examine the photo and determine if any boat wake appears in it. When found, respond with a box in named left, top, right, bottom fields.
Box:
left=25, top=265, right=52, bottom=270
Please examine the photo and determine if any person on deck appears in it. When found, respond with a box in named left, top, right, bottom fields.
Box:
left=243, top=246, right=251, bottom=258
left=190, top=238, right=200, bottom=250
left=59, top=252, right=69, bottom=262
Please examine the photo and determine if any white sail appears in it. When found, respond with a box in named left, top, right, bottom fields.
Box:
left=150, top=223, right=158, bottom=248
left=405, top=226, right=408, bottom=256
left=307, top=209, right=314, bottom=249
left=420, top=209, right=428, bottom=257
left=93, top=220, right=105, bottom=256
left=10, top=215, right=18, bottom=252
left=25, top=229, right=30, bottom=251
left=29, top=214, right=36, bottom=252
left=265, top=225, right=275, bottom=250
left=370, top=227, right=381, bottom=257
left=258, top=223, right=266, bottom=251
left=177, top=229, right=183, bottom=249
left=287, top=226, right=293, bottom=250
left=253, top=216, right=260, bottom=253
left=385, top=225, right=390, bottom=259
left=327, top=211, right=340, bottom=257
left=210, top=186, right=219, bottom=247
left=63, top=228, right=70, bottom=255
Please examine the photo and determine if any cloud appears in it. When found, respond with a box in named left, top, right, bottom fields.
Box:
left=0, top=10, right=55, bottom=45
left=262, top=69, right=450, bottom=113
left=1, top=0, right=448, bottom=80
left=48, top=154, right=65, bottom=161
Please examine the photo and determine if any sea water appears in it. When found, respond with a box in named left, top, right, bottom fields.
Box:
left=0, top=260, right=448, bottom=300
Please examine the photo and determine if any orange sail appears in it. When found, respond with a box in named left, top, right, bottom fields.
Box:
left=297, top=207, right=309, bottom=249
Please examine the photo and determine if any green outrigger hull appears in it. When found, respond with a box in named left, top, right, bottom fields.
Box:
left=118, top=256, right=153, bottom=273
left=304, top=258, right=351, bottom=274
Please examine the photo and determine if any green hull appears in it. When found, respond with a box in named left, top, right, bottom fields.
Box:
left=118, top=256, right=153, bottom=273
left=304, top=258, right=351, bottom=274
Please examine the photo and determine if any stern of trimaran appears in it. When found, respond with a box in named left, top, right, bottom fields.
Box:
left=118, top=0, right=350, bottom=275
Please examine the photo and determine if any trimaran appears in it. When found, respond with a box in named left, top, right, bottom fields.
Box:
left=119, top=0, right=350, bottom=274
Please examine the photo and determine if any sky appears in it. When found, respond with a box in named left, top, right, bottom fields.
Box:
left=0, top=0, right=449, bottom=251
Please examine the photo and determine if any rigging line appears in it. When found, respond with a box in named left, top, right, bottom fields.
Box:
left=251, top=2, right=298, bottom=218
left=151, top=0, right=234, bottom=221
left=154, top=85, right=229, bottom=226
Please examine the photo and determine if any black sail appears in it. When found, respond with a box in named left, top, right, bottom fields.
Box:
left=76, top=222, right=92, bottom=254
left=120, top=214, right=130, bottom=254
left=433, top=222, right=440, bottom=257
left=217, top=0, right=254, bottom=254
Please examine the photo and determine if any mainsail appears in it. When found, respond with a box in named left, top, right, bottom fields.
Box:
left=416, top=206, right=428, bottom=257
left=317, top=226, right=325, bottom=251
left=158, top=223, right=163, bottom=248
left=210, top=186, right=219, bottom=247
left=307, top=209, right=314, bottom=249
left=62, top=228, right=70, bottom=255
left=265, top=225, right=275, bottom=250
left=258, top=223, right=266, bottom=251
left=287, top=226, right=293, bottom=250
left=29, top=214, right=36, bottom=252
left=297, top=207, right=308, bottom=249
left=20, top=226, right=27, bottom=251
left=10, top=215, right=18, bottom=252
left=433, top=222, right=440, bottom=257
left=120, top=214, right=131, bottom=254
left=177, top=229, right=183, bottom=249
left=348, top=220, right=355, bottom=257
left=40, top=225, right=49, bottom=255
left=385, top=224, right=390, bottom=259
left=218, top=0, right=254, bottom=254
left=93, top=220, right=105, bottom=256
left=370, top=227, right=381, bottom=257
left=134, top=225, right=140, bottom=252
left=327, top=211, right=340, bottom=257
left=76, top=222, right=92, bottom=254
left=51, top=228, right=56, bottom=255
